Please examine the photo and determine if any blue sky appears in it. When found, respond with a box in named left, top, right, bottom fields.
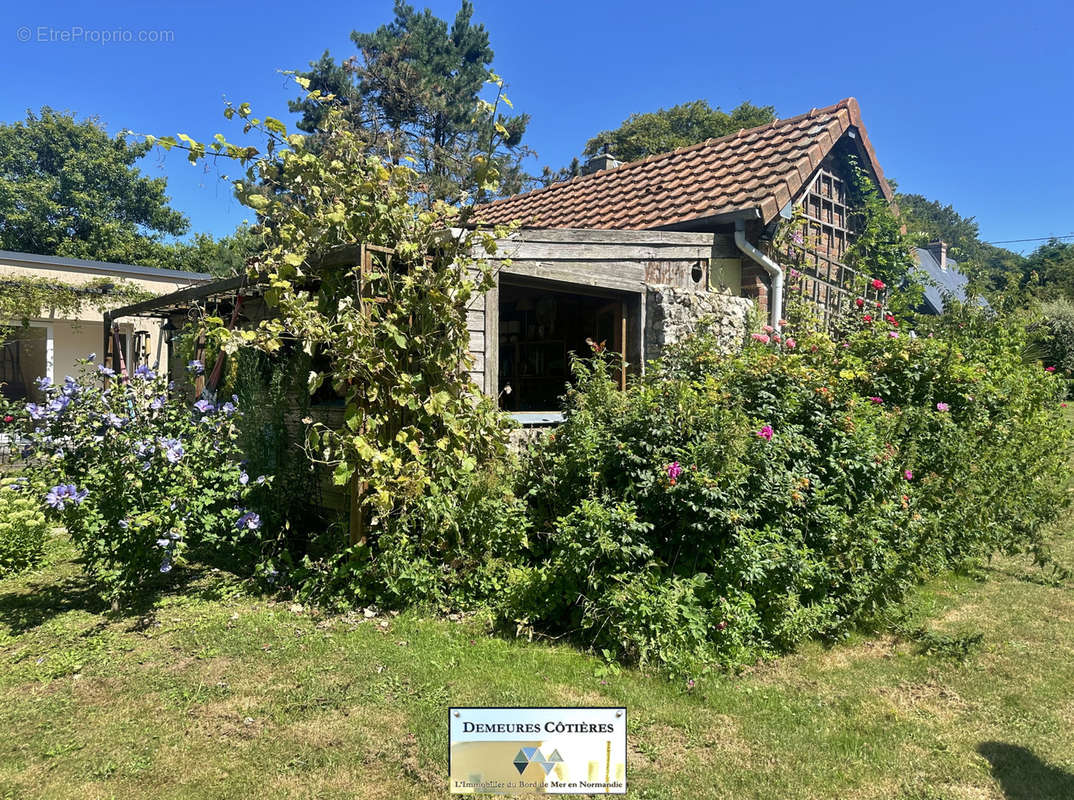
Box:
left=1, top=0, right=1071, bottom=254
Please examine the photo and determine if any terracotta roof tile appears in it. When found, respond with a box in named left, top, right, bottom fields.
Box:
left=475, top=98, right=892, bottom=230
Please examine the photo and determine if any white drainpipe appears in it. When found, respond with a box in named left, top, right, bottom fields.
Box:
left=734, top=219, right=783, bottom=328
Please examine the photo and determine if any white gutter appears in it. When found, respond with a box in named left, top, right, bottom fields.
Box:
left=733, top=219, right=783, bottom=328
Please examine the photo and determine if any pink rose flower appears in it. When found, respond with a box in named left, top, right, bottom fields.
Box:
left=903, top=469, right=913, bottom=481
left=756, top=425, right=774, bottom=441
left=936, top=402, right=949, bottom=412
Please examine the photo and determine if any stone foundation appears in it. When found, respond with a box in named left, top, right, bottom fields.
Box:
left=645, top=285, right=752, bottom=362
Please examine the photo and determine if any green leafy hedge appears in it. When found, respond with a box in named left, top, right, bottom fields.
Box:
left=506, top=305, right=1072, bottom=674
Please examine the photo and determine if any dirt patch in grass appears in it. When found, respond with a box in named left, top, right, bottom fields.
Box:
left=548, top=683, right=613, bottom=706
left=875, top=680, right=972, bottom=721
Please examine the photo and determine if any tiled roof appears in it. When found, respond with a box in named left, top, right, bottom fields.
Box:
left=476, top=98, right=892, bottom=230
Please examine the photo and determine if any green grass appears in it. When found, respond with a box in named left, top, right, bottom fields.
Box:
left=2, top=530, right=1074, bottom=799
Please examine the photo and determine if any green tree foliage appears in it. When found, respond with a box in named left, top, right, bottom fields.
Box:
left=0, top=108, right=190, bottom=265
left=895, top=193, right=1024, bottom=293
left=157, top=224, right=264, bottom=277
left=289, top=0, right=532, bottom=204
left=583, top=100, right=776, bottom=163
left=1022, top=239, right=1074, bottom=300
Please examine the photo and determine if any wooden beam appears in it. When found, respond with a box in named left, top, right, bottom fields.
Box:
left=484, top=271, right=499, bottom=397
left=495, top=240, right=717, bottom=262
left=505, top=228, right=718, bottom=246
left=107, top=275, right=248, bottom=318
left=498, top=260, right=645, bottom=293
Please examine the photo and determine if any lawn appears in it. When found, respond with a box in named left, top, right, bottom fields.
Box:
left=2, top=528, right=1074, bottom=800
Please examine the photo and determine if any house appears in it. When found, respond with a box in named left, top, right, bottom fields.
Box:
left=0, top=250, right=212, bottom=402
left=112, top=98, right=895, bottom=417
left=472, top=97, right=892, bottom=410
left=914, top=240, right=982, bottom=314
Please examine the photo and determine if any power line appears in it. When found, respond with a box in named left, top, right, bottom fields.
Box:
left=983, top=233, right=1074, bottom=245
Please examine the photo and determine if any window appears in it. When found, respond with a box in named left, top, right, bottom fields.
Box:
left=0, top=326, right=50, bottom=401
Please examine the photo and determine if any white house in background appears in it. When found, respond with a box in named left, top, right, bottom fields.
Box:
left=0, top=250, right=212, bottom=402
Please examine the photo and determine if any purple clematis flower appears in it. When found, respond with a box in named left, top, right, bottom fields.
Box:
left=159, top=437, right=184, bottom=464
left=236, top=511, right=261, bottom=531
left=187, top=360, right=204, bottom=375
left=26, top=403, right=46, bottom=421
left=45, top=484, right=88, bottom=510
left=34, top=376, right=52, bottom=392
left=193, top=399, right=214, bottom=415
left=133, top=365, right=156, bottom=380
left=97, top=364, right=116, bottom=377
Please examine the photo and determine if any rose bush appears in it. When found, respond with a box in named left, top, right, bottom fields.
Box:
left=509, top=304, right=1072, bottom=673
left=22, top=359, right=269, bottom=603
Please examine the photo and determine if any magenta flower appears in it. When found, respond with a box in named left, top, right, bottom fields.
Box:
left=869, top=396, right=883, bottom=404
left=1046, top=366, right=1056, bottom=372
left=751, top=333, right=770, bottom=344
left=936, top=402, right=949, bottom=412
left=904, top=469, right=913, bottom=481
left=888, top=331, right=899, bottom=339
left=666, top=462, right=683, bottom=482
left=785, top=338, right=797, bottom=349
left=756, top=425, right=774, bottom=441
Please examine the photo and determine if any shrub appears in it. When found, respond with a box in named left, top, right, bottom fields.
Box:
left=1033, top=298, right=1074, bottom=388
left=0, top=477, right=48, bottom=577
left=21, top=360, right=269, bottom=602
left=514, top=305, right=1071, bottom=672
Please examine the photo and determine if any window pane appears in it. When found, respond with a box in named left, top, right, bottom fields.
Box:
left=0, top=327, right=48, bottom=401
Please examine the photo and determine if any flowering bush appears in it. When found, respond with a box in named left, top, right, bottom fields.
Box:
left=0, top=477, right=48, bottom=577
left=511, top=306, right=1071, bottom=673
left=22, top=360, right=268, bottom=602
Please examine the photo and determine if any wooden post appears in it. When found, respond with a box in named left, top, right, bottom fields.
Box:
left=111, top=323, right=129, bottom=384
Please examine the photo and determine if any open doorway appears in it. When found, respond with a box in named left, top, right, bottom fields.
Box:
left=498, top=282, right=628, bottom=412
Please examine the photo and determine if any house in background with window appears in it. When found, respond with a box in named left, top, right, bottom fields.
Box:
left=0, top=251, right=212, bottom=402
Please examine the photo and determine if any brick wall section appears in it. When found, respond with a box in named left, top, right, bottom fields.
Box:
left=740, top=261, right=770, bottom=316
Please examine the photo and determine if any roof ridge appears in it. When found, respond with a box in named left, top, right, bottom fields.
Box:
left=477, top=98, right=856, bottom=213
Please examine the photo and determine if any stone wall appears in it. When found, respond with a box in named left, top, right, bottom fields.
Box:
left=644, top=285, right=752, bottom=363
